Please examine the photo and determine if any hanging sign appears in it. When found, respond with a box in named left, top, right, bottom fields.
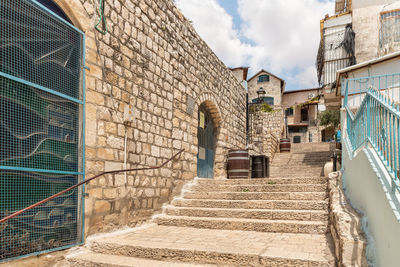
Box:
left=198, top=147, right=206, bottom=160
left=200, top=112, right=205, bottom=128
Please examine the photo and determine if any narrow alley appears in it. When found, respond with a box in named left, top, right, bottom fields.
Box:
left=58, top=143, right=336, bottom=266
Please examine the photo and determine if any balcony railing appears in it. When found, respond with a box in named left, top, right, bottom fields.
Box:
left=344, top=73, right=400, bottom=191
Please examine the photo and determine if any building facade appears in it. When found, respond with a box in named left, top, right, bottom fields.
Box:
left=282, top=88, right=325, bottom=143
left=317, top=0, right=400, bottom=109
left=247, top=70, right=285, bottom=107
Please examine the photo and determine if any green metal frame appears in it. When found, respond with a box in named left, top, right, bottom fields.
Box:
left=0, top=0, right=86, bottom=262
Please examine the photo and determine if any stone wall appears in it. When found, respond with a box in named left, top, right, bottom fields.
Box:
left=59, top=0, right=246, bottom=235
left=249, top=109, right=284, bottom=159
left=288, top=125, right=323, bottom=143
left=328, top=171, right=368, bottom=267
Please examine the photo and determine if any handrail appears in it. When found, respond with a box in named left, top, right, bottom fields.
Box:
left=344, top=73, right=400, bottom=192
left=0, top=149, right=185, bottom=224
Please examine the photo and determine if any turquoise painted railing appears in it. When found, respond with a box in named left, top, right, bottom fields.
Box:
left=344, top=73, right=400, bottom=191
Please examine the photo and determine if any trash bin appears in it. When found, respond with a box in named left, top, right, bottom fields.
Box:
left=251, top=156, right=269, bottom=178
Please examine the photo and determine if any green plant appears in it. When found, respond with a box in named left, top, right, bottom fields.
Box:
left=260, top=103, right=273, bottom=113
left=238, top=187, right=250, bottom=192
left=249, top=103, right=275, bottom=113
left=319, top=110, right=340, bottom=129
left=266, top=181, right=276, bottom=185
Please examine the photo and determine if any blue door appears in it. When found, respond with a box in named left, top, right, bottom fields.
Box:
left=197, top=107, right=215, bottom=178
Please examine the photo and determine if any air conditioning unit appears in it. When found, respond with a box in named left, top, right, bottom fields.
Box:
left=308, top=93, right=315, bottom=99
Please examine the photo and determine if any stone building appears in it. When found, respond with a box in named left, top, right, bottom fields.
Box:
left=247, top=69, right=286, bottom=107
left=230, top=67, right=249, bottom=85
left=0, top=0, right=247, bottom=262
left=282, top=88, right=325, bottom=143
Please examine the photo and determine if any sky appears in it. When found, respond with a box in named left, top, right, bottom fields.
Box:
left=175, top=0, right=335, bottom=91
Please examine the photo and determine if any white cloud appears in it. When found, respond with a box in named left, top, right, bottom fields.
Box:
left=238, top=0, right=333, bottom=88
left=175, top=0, right=261, bottom=67
left=175, top=0, right=334, bottom=89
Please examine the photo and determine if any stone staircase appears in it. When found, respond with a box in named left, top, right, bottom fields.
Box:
left=62, top=143, right=336, bottom=266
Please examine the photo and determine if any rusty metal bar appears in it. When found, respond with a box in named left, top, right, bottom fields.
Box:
left=0, top=149, right=185, bottom=224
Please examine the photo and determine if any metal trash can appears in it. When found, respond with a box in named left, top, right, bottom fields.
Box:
left=251, top=156, right=269, bottom=178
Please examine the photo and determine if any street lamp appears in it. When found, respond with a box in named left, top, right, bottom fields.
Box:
left=256, top=87, right=266, bottom=103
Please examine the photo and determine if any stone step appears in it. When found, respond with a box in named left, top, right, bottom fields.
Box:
left=190, top=184, right=327, bottom=192
left=195, top=177, right=327, bottom=185
left=155, top=215, right=328, bottom=234
left=269, top=172, right=323, bottom=177
left=270, top=163, right=327, bottom=167
left=89, top=225, right=335, bottom=267
left=64, top=251, right=214, bottom=267
left=271, top=159, right=329, bottom=163
left=172, top=198, right=329, bottom=210
left=183, top=191, right=327, bottom=201
left=165, top=206, right=328, bottom=221
left=269, top=166, right=323, bottom=171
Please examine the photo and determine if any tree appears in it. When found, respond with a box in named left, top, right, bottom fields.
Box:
left=319, top=110, right=340, bottom=129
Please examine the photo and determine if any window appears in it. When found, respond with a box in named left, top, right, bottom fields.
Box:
left=293, top=136, right=301, bottom=143
left=257, top=75, right=270, bottom=83
left=285, top=108, right=294, bottom=116
left=380, top=10, right=400, bottom=49
left=251, top=96, right=274, bottom=105
left=301, top=108, right=308, bottom=121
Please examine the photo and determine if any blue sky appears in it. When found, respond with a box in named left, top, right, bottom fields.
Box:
left=176, top=0, right=334, bottom=91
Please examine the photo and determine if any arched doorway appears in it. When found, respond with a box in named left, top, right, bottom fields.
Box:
left=197, top=105, right=216, bottom=178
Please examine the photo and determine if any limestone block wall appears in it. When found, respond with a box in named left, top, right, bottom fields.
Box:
left=288, top=126, right=322, bottom=143
left=62, top=0, right=246, bottom=235
left=249, top=110, right=284, bottom=159
left=248, top=74, right=283, bottom=107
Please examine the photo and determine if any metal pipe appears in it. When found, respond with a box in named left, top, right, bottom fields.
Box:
left=246, top=92, right=249, bottom=147
left=0, top=149, right=185, bottom=224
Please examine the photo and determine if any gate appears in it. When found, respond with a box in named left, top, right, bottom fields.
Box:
left=0, top=0, right=85, bottom=261
left=197, top=106, right=215, bottom=178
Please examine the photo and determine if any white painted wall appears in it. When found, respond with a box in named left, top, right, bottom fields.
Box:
left=339, top=56, right=400, bottom=99
left=352, top=0, right=398, bottom=9
left=342, top=109, right=400, bottom=266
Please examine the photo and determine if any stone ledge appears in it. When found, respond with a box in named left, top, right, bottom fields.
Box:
left=328, top=171, right=368, bottom=267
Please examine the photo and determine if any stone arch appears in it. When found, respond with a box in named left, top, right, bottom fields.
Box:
left=193, top=92, right=224, bottom=179
left=52, top=0, right=92, bottom=32
left=193, top=91, right=223, bottom=131
left=51, top=0, right=99, bottom=82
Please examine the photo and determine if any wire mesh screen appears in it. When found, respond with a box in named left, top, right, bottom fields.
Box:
left=0, top=0, right=84, bottom=261
left=0, top=0, right=83, bottom=99
left=0, top=171, right=79, bottom=260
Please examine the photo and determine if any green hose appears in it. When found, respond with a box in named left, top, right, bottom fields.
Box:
left=95, top=0, right=107, bottom=35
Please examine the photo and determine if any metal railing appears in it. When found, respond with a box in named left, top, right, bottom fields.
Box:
left=344, top=73, right=400, bottom=190
left=0, top=149, right=184, bottom=224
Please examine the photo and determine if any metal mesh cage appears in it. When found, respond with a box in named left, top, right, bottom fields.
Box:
left=0, top=0, right=84, bottom=261
left=0, top=0, right=83, bottom=99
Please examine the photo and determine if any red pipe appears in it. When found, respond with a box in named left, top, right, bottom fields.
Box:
left=0, top=149, right=184, bottom=224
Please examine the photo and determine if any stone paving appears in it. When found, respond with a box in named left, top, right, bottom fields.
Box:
left=62, top=143, right=336, bottom=266
left=89, top=224, right=335, bottom=265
